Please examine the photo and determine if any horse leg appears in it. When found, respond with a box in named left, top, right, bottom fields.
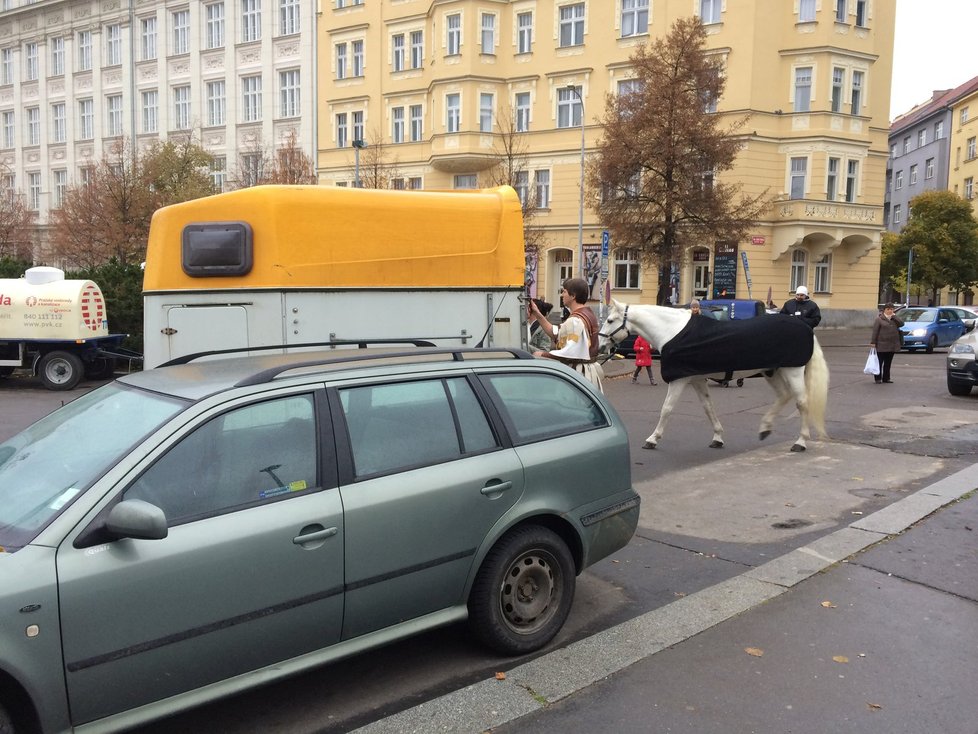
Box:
left=785, top=368, right=812, bottom=452
left=643, top=379, right=687, bottom=449
left=758, top=370, right=794, bottom=442
left=688, top=379, right=724, bottom=448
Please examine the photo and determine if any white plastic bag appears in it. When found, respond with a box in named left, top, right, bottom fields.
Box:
left=863, top=347, right=880, bottom=376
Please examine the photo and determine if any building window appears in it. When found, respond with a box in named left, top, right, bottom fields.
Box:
left=106, top=94, right=123, bottom=136
left=28, top=171, right=40, bottom=210
left=968, top=137, right=976, bottom=160
left=53, top=169, right=67, bottom=207
left=0, top=49, right=11, bottom=85
left=446, top=93, right=460, bottom=132
left=205, top=4, right=225, bottom=49
left=892, top=204, right=901, bottom=223
left=855, top=0, right=867, bottom=26
left=391, top=106, right=404, bottom=143
left=206, top=81, right=226, bottom=126
left=392, top=33, right=405, bottom=72
left=799, top=0, right=815, bottom=22
left=210, top=156, right=226, bottom=192
left=352, top=40, right=364, bottom=76
left=280, top=0, right=300, bottom=35
left=515, top=92, right=530, bottom=132
left=105, top=24, right=122, bottom=66
left=925, top=157, right=934, bottom=179
left=352, top=110, right=364, bottom=143
left=0, top=111, right=12, bottom=148
left=903, top=136, right=911, bottom=154
left=242, top=75, right=262, bottom=122
left=335, top=43, right=347, bottom=79
left=700, top=0, right=721, bottom=24
left=141, top=17, right=158, bottom=60
left=481, top=13, right=495, bottom=54
left=845, top=159, right=858, bottom=202
left=410, top=104, right=423, bottom=141
left=23, top=43, right=38, bottom=81
left=614, top=249, right=640, bottom=289
left=479, top=93, right=493, bottom=133
left=514, top=170, right=528, bottom=204
left=410, top=30, right=423, bottom=68
left=172, top=10, right=189, bottom=54
left=279, top=70, right=299, bottom=117
left=814, top=255, right=831, bottom=293
left=894, top=169, right=903, bottom=189
left=826, top=157, right=839, bottom=201
left=78, top=98, right=94, bottom=139
left=336, top=113, right=348, bottom=147
left=78, top=30, right=92, bottom=71
left=835, top=0, right=847, bottom=22
left=935, top=120, right=944, bottom=139
left=454, top=174, right=477, bottom=189
left=79, top=166, right=95, bottom=186
left=408, top=176, right=422, bottom=189
left=557, top=86, right=582, bottom=128
left=622, top=0, right=649, bottom=36
left=917, top=128, right=927, bottom=147
left=790, top=250, right=807, bottom=292
left=142, top=90, right=159, bottom=133
left=789, top=157, right=807, bottom=199
left=446, top=13, right=461, bottom=55
left=961, top=107, right=969, bottom=125
left=851, top=70, right=864, bottom=115
left=517, top=12, right=533, bottom=54
left=534, top=169, right=550, bottom=208
left=26, top=107, right=39, bottom=145
left=831, top=68, right=844, bottom=113
left=909, top=164, right=918, bottom=185
left=242, top=0, right=261, bottom=43
left=173, top=85, right=191, bottom=129
left=966, top=178, right=975, bottom=200
left=794, top=67, right=812, bottom=112
left=391, top=177, right=405, bottom=190
left=559, top=4, right=585, bottom=47
left=51, top=102, right=66, bottom=143
left=50, top=37, right=65, bottom=76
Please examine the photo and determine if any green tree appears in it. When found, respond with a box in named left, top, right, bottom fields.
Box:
left=0, top=256, right=32, bottom=278
left=886, top=190, right=978, bottom=302
left=50, top=137, right=215, bottom=268
left=67, top=259, right=145, bottom=353
left=588, top=16, right=767, bottom=304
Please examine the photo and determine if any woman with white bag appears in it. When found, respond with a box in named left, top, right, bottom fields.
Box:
left=869, top=303, right=904, bottom=384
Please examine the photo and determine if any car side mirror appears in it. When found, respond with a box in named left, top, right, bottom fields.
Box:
left=105, top=499, right=168, bottom=541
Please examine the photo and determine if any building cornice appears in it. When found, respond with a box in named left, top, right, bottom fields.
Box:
left=778, top=46, right=878, bottom=63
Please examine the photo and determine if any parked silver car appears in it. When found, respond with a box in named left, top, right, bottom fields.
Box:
left=946, top=329, right=978, bottom=396
left=0, top=346, right=639, bottom=733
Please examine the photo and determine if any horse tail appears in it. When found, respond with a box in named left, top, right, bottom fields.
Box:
left=805, top=336, right=829, bottom=439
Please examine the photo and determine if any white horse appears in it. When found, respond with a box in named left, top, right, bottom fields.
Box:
left=599, top=300, right=829, bottom=452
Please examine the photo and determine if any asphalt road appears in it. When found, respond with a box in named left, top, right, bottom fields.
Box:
left=1, top=333, right=975, bottom=733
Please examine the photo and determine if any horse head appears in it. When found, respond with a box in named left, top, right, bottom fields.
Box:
left=599, top=299, right=631, bottom=353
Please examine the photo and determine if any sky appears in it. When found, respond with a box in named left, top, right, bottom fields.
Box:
left=890, top=0, right=978, bottom=120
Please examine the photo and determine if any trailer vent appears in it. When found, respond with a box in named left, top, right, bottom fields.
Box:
left=182, top=222, right=253, bottom=277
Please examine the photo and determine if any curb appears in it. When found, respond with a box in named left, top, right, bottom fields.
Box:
left=351, top=463, right=978, bottom=734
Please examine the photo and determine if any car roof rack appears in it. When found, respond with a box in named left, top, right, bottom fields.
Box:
left=159, top=339, right=439, bottom=367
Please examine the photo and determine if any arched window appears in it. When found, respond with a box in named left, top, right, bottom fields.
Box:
left=790, top=250, right=808, bottom=292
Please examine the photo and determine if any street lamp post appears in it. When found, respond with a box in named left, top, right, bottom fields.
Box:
left=352, top=139, right=367, bottom=187
left=905, top=246, right=914, bottom=306
left=564, top=85, right=585, bottom=279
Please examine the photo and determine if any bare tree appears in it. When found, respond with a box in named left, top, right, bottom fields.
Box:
left=355, top=132, right=402, bottom=189
left=589, top=16, right=768, bottom=303
left=0, top=164, right=36, bottom=261
left=230, top=131, right=317, bottom=188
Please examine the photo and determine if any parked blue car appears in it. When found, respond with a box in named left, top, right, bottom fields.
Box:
left=896, top=307, right=967, bottom=353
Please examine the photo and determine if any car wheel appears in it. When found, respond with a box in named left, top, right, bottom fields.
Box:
left=947, top=376, right=973, bottom=397
left=0, top=366, right=13, bottom=378
left=468, top=525, right=575, bottom=655
left=0, top=701, right=15, bottom=734
left=38, top=351, right=84, bottom=390
left=925, top=335, right=937, bottom=354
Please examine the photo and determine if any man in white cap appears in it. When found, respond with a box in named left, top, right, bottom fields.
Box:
left=779, top=285, right=821, bottom=328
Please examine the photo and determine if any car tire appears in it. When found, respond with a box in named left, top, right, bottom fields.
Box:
left=0, top=366, right=13, bottom=378
left=925, top=335, right=937, bottom=354
left=947, top=376, right=973, bottom=397
left=0, top=701, right=15, bottom=734
left=38, top=351, right=84, bottom=391
left=468, top=525, right=576, bottom=656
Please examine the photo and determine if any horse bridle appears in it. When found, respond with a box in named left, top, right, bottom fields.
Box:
left=598, top=304, right=631, bottom=350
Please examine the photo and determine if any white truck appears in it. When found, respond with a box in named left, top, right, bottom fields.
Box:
left=0, top=267, right=138, bottom=390
left=142, top=185, right=528, bottom=368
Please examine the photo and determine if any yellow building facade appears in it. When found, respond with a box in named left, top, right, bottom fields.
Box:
left=318, top=0, right=894, bottom=319
left=948, top=88, right=978, bottom=208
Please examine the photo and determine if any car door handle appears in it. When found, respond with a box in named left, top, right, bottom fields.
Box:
left=481, top=480, right=513, bottom=496
left=293, top=526, right=339, bottom=545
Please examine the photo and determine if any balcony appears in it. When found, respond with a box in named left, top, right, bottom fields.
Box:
left=429, top=132, right=499, bottom=173
left=770, top=199, right=882, bottom=263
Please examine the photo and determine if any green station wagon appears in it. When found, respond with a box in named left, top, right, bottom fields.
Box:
left=0, top=347, right=639, bottom=733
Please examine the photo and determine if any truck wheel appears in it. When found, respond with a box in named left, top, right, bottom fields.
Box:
left=85, top=357, right=116, bottom=380
left=38, top=351, right=83, bottom=390
left=467, top=525, right=575, bottom=655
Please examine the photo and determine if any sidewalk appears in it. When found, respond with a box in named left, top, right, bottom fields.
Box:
left=353, top=464, right=978, bottom=734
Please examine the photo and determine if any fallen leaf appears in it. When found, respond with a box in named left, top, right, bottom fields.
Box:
left=867, top=702, right=882, bottom=711
left=495, top=672, right=506, bottom=680
left=611, top=560, right=620, bottom=564
left=851, top=511, right=864, bottom=516
left=833, top=655, right=849, bottom=664
left=744, top=647, right=764, bottom=657
left=820, top=601, right=837, bottom=608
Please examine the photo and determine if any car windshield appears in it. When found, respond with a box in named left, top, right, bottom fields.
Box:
left=898, top=309, right=934, bottom=323
left=0, top=383, right=186, bottom=551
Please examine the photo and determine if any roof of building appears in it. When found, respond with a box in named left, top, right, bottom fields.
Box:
left=891, top=74, right=978, bottom=134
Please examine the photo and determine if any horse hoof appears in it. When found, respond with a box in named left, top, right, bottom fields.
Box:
left=709, top=440, right=724, bottom=448
left=790, top=444, right=806, bottom=452
left=642, top=441, right=657, bottom=450
left=759, top=430, right=771, bottom=441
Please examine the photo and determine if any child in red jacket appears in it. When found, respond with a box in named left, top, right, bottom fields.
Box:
left=631, top=335, right=658, bottom=385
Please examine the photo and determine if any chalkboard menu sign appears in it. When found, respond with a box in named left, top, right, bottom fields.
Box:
left=712, top=240, right=738, bottom=299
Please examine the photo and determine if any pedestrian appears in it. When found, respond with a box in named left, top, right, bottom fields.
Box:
left=528, top=298, right=554, bottom=352
left=631, top=334, right=658, bottom=385
left=689, top=299, right=702, bottom=316
left=528, top=277, right=604, bottom=392
left=870, top=302, right=903, bottom=384
left=780, top=286, right=821, bottom=329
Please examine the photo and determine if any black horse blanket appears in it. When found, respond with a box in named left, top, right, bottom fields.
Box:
left=659, top=314, right=814, bottom=383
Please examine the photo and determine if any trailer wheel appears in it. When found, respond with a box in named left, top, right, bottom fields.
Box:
left=38, top=351, right=83, bottom=390
left=85, top=357, right=116, bottom=380
left=0, top=367, right=13, bottom=378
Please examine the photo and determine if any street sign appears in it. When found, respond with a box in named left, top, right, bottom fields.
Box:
left=600, top=230, right=609, bottom=279
left=741, top=251, right=753, bottom=300
left=750, top=235, right=765, bottom=245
